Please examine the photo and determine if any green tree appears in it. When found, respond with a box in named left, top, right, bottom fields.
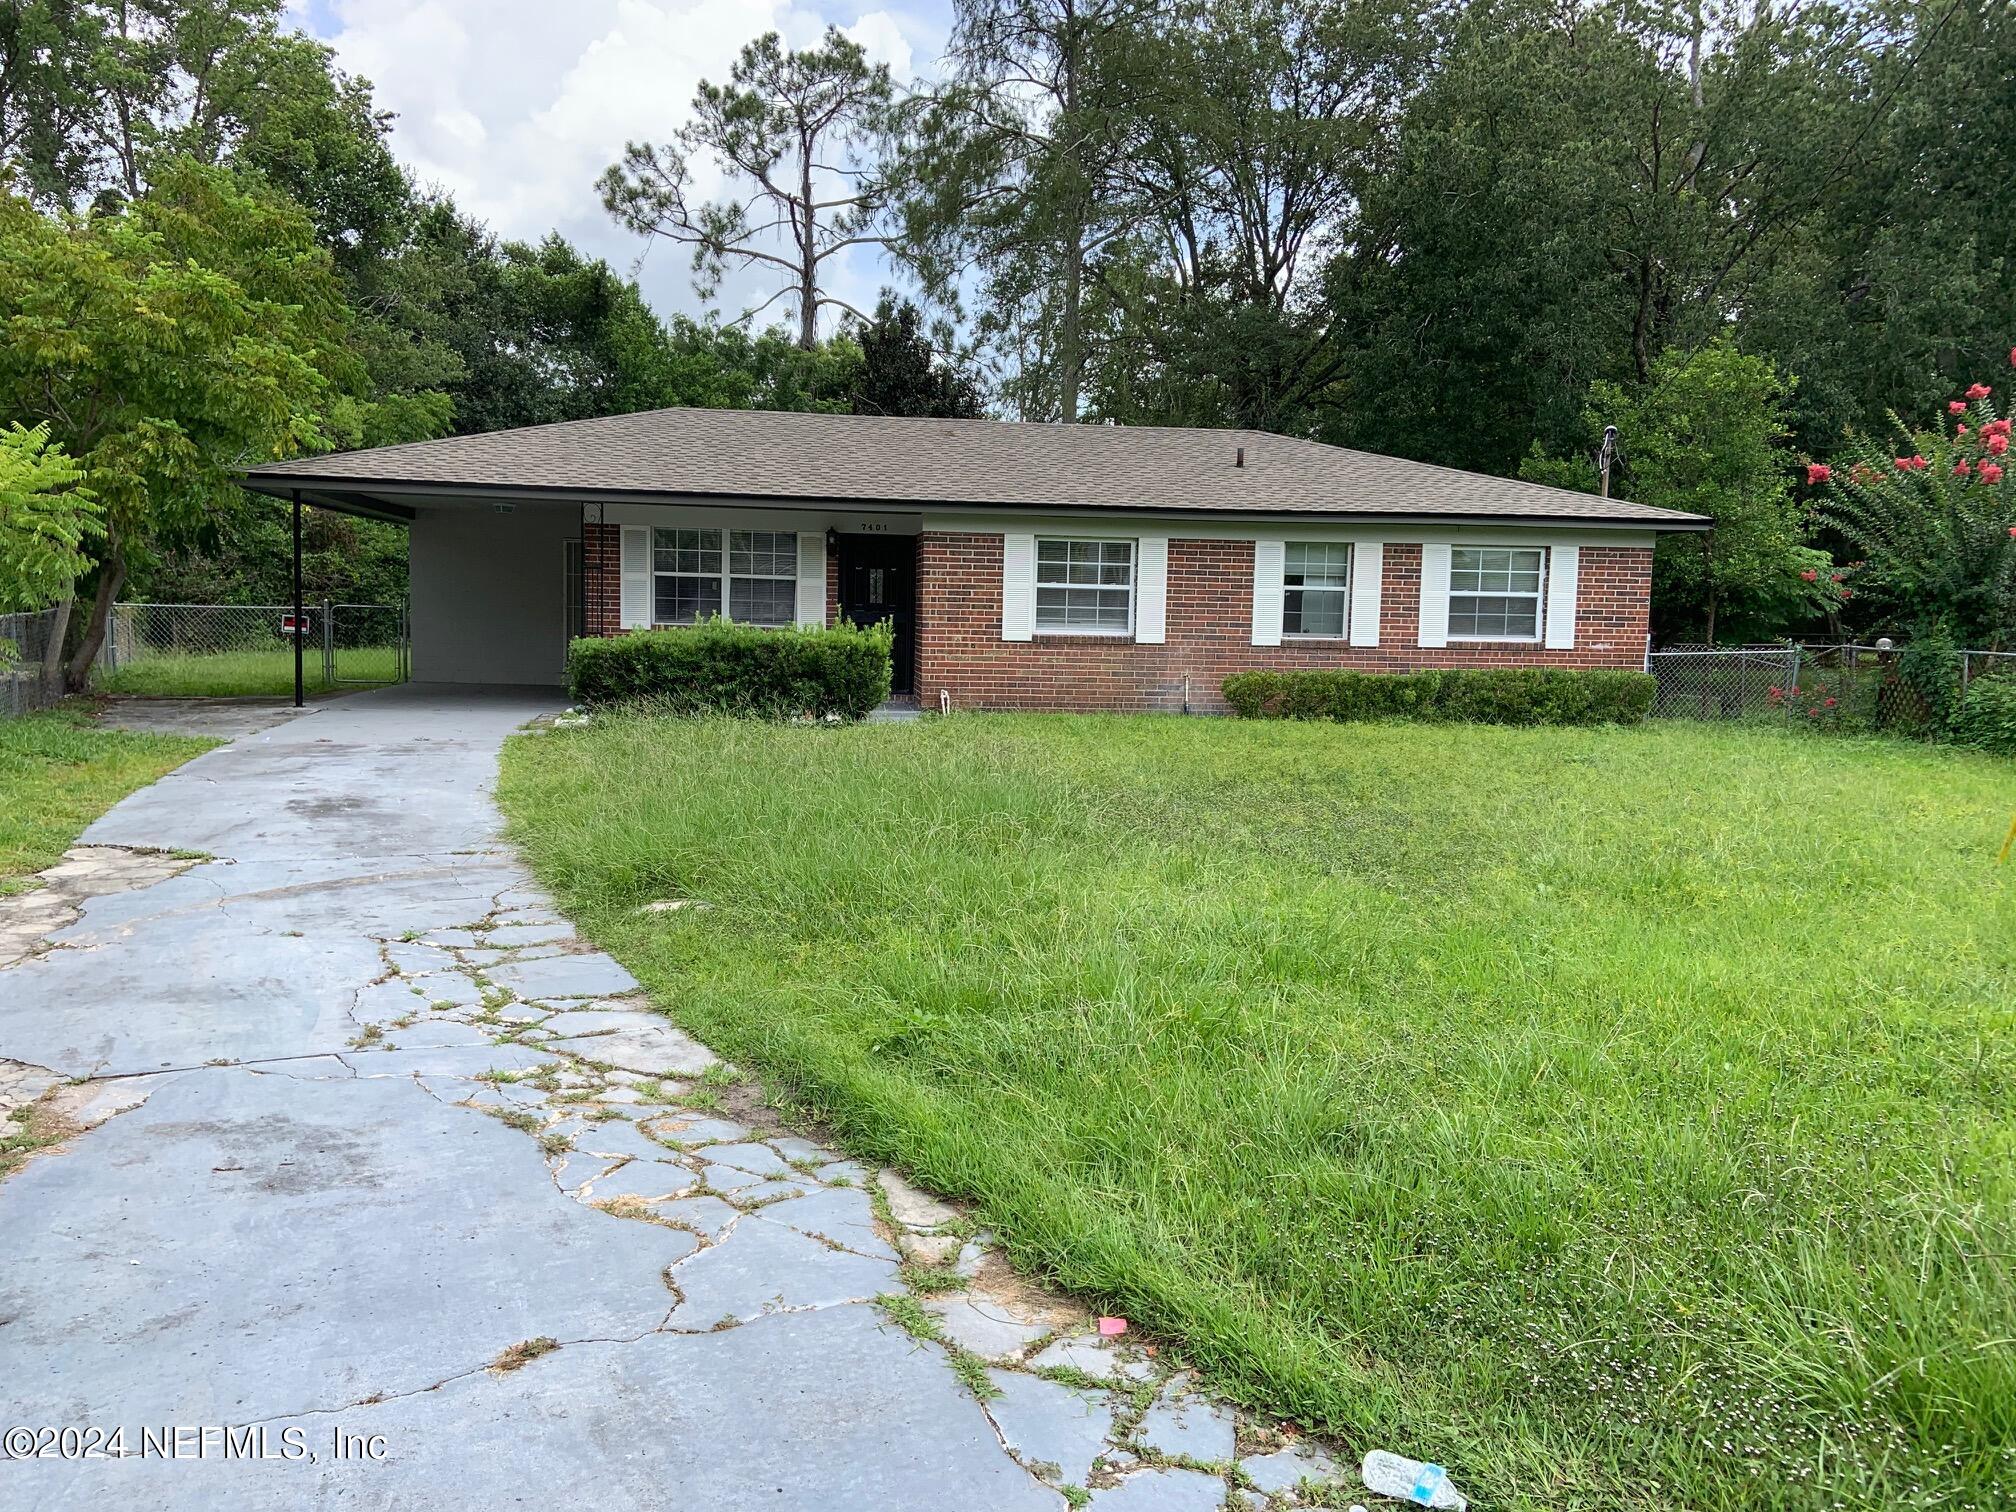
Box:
left=1522, top=343, right=1832, bottom=642
left=1081, top=0, right=1427, bottom=432
left=0, top=0, right=106, bottom=205
left=0, top=422, right=99, bottom=612
left=130, top=495, right=408, bottom=607
left=898, top=0, right=1155, bottom=421
left=601, top=28, right=899, bottom=349
left=848, top=296, right=982, bottom=418
left=0, top=159, right=409, bottom=685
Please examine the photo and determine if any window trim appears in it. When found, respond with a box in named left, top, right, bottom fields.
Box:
left=1279, top=541, right=1353, bottom=641
left=649, top=524, right=800, bottom=630
left=1032, top=535, right=1137, bottom=637
left=1445, top=543, right=1547, bottom=644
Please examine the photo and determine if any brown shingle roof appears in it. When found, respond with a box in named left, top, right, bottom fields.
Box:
left=244, top=407, right=1706, bottom=527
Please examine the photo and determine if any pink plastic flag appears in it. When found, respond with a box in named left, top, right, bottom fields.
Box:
left=1096, top=1316, right=1127, bottom=1337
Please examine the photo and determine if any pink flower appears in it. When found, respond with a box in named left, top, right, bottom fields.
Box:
left=1982, top=461, right=2006, bottom=485
left=1800, top=569, right=1819, bottom=581
left=1805, top=463, right=1832, bottom=485
left=1895, top=457, right=1914, bottom=470
left=1959, top=426, right=1971, bottom=438
left=1951, top=400, right=1970, bottom=414
left=1830, top=573, right=1843, bottom=582
left=1957, top=459, right=1973, bottom=477
left=2008, top=525, right=2016, bottom=537
left=1767, top=685, right=1783, bottom=699
left=1841, top=588, right=1854, bottom=599
left=1824, top=697, right=1837, bottom=707
left=2009, top=347, right=2015, bottom=368
left=1991, top=433, right=2010, bottom=456
left=1808, top=708, right=1820, bottom=718
left=1987, top=418, right=2013, bottom=438
left=1968, top=382, right=1993, bottom=400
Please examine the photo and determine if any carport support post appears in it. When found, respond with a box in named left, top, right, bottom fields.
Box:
left=292, top=489, right=304, bottom=708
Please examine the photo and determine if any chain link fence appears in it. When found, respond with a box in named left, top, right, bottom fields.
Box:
left=91, top=602, right=408, bottom=697
left=1, top=606, right=66, bottom=716
left=1647, top=642, right=2003, bottom=729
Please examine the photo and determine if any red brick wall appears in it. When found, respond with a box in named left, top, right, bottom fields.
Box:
left=584, top=521, right=621, bottom=638
left=916, top=534, right=1652, bottom=713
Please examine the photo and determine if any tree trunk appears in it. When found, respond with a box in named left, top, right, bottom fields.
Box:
left=65, top=528, right=126, bottom=693
left=797, top=130, right=818, bottom=351
left=40, top=595, right=73, bottom=684
left=1058, top=229, right=1084, bottom=422
left=1055, top=12, right=1085, bottom=424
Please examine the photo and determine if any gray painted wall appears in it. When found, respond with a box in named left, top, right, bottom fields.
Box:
left=409, top=502, right=577, bottom=686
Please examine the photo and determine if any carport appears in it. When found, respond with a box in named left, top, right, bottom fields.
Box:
left=238, top=479, right=581, bottom=700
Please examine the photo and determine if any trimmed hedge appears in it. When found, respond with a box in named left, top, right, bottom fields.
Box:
left=1222, top=666, right=1656, bottom=726
left=1951, top=674, right=2016, bottom=756
left=566, top=619, right=893, bottom=721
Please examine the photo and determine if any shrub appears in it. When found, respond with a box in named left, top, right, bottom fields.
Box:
left=1222, top=667, right=1655, bottom=726
left=566, top=619, right=893, bottom=720
left=1951, top=675, right=2016, bottom=755
left=1895, top=621, right=1963, bottom=731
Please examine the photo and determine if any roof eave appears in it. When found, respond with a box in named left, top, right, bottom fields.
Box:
left=241, top=472, right=1708, bottom=531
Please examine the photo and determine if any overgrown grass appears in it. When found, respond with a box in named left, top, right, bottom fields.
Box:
left=92, top=645, right=399, bottom=698
left=0, top=705, right=217, bottom=892
left=498, top=714, right=2016, bottom=1510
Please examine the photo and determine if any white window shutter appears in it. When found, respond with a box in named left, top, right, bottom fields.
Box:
left=1135, top=535, right=1168, bottom=643
left=1349, top=541, right=1383, bottom=647
left=795, top=530, right=827, bottom=628
left=1001, top=533, right=1035, bottom=641
left=1418, top=543, right=1451, bottom=648
left=1544, top=544, right=1579, bottom=649
left=619, top=525, right=651, bottom=630
left=1250, top=539, right=1284, bottom=646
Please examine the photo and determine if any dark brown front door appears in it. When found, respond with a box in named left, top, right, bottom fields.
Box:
left=836, top=534, right=917, bottom=696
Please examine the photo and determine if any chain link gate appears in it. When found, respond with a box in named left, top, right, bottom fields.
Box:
left=1645, top=646, right=1800, bottom=720
left=323, top=603, right=409, bottom=685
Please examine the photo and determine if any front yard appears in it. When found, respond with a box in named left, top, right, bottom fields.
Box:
left=498, top=715, right=2016, bottom=1510
left=0, top=707, right=217, bottom=893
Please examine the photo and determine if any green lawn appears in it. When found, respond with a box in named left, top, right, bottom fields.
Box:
left=92, top=644, right=401, bottom=698
left=0, top=705, right=217, bottom=892
left=498, top=715, right=2016, bottom=1510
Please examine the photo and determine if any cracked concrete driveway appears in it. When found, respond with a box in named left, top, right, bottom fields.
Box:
left=0, top=685, right=1348, bottom=1510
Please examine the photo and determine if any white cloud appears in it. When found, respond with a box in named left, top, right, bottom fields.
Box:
left=309, top=0, right=946, bottom=331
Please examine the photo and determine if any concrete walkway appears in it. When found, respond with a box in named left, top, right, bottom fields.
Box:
left=0, top=686, right=1344, bottom=1510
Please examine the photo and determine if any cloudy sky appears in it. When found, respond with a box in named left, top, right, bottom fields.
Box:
left=289, top=0, right=953, bottom=331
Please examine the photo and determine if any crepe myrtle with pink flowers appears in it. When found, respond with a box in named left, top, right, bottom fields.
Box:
left=1807, top=350, right=2016, bottom=648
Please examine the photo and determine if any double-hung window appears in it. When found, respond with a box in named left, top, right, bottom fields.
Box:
left=1448, top=546, right=1544, bottom=640
left=1035, top=538, right=1133, bottom=633
left=653, top=527, right=723, bottom=626
left=728, top=530, right=798, bottom=626
left=1282, top=543, right=1350, bottom=637
left=652, top=526, right=798, bottom=628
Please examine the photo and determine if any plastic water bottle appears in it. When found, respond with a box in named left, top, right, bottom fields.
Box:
left=1361, top=1449, right=1469, bottom=1510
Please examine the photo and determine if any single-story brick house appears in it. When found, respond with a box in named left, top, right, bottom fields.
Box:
left=243, top=407, right=1707, bottom=712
